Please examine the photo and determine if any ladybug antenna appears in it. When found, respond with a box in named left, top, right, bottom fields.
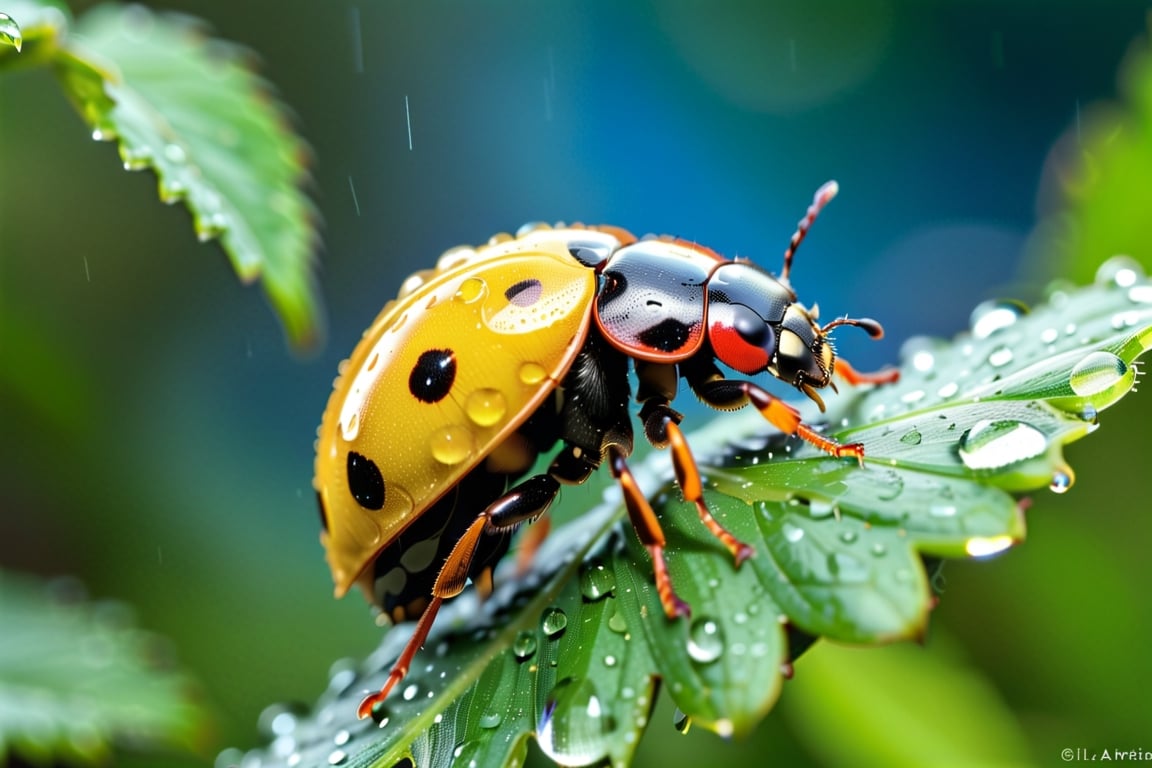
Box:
left=821, top=315, right=885, bottom=340
left=781, top=180, right=838, bottom=286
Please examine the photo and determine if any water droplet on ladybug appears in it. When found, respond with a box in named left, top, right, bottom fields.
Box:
left=969, top=299, right=1027, bottom=339
left=686, top=617, right=724, bottom=664
left=1069, top=351, right=1128, bottom=397
left=429, top=425, right=475, bottom=465
left=541, top=607, right=568, bottom=638
left=465, top=388, right=507, bottom=427
left=519, top=362, right=548, bottom=385
left=454, top=276, right=487, bottom=304
left=958, top=419, right=1047, bottom=470
left=513, top=631, right=537, bottom=661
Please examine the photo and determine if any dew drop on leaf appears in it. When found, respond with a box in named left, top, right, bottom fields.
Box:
left=541, top=607, right=568, bottom=638
left=512, top=631, right=537, bottom=661
left=899, top=429, right=922, bottom=446
left=1068, top=351, right=1129, bottom=397
left=957, top=419, right=1047, bottom=470
left=578, top=561, right=615, bottom=602
left=479, top=708, right=502, bottom=729
left=672, top=707, right=692, bottom=734
left=969, top=299, right=1027, bottom=339
left=1094, top=255, right=1144, bottom=288
left=536, top=678, right=613, bottom=766
left=686, top=617, right=724, bottom=664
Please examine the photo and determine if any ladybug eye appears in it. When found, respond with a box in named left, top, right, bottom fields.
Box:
left=732, top=305, right=773, bottom=349
left=347, top=451, right=386, bottom=510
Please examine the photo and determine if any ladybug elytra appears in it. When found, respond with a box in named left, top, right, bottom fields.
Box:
left=314, top=181, right=898, bottom=718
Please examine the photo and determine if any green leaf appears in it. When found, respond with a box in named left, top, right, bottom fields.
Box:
left=53, top=4, right=322, bottom=348
left=0, top=570, right=210, bottom=765
left=232, top=259, right=1152, bottom=767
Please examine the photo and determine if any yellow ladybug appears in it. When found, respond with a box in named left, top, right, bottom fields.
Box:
left=314, top=182, right=897, bottom=718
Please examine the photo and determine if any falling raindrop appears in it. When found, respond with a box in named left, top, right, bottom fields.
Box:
left=673, top=707, right=692, bottom=734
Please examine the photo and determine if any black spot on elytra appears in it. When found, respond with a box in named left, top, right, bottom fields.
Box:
left=408, top=348, right=456, bottom=403
left=347, top=451, right=385, bottom=510
left=637, top=318, right=692, bottom=352
left=505, top=278, right=544, bottom=307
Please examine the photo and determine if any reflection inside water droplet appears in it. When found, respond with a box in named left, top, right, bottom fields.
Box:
left=1069, top=351, right=1129, bottom=397
left=536, top=678, right=613, bottom=766
left=686, top=617, right=724, bottom=664
left=958, top=419, right=1047, bottom=470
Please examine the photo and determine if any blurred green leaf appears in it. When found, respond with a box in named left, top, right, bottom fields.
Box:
left=0, top=570, right=210, bottom=765
left=52, top=3, right=322, bottom=348
left=233, top=260, right=1152, bottom=766
left=783, top=638, right=1033, bottom=767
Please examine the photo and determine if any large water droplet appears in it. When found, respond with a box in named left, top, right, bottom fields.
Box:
left=0, top=13, right=23, bottom=52
left=673, top=707, right=692, bottom=734
left=1069, top=351, right=1129, bottom=397
left=970, top=299, right=1027, bottom=339
left=536, top=678, right=613, bottom=767
left=957, top=419, right=1047, bottom=470
left=519, top=362, right=548, bottom=385
left=686, top=617, right=724, bottom=664
left=579, top=561, right=615, bottom=602
left=479, top=709, right=503, bottom=729
left=542, top=607, right=568, bottom=638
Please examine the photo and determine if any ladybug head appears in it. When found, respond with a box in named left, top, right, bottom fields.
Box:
left=705, top=262, right=884, bottom=411
left=772, top=303, right=884, bottom=410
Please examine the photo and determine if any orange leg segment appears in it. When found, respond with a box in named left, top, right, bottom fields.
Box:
left=609, top=445, right=691, bottom=619
left=357, top=594, right=445, bottom=720
left=742, top=382, right=866, bottom=466
left=664, top=420, right=754, bottom=566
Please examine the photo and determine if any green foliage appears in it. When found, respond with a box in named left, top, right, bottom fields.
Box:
left=231, top=262, right=1152, bottom=767
left=1028, top=13, right=1152, bottom=283
left=0, top=0, right=322, bottom=348
left=0, top=572, right=210, bottom=765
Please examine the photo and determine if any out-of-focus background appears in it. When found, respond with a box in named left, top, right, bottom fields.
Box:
left=2, top=2, right=1150, bottom=766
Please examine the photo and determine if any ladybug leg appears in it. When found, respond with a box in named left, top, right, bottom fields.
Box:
left=834, top=358, right=900, bottom=386
left=689, top=369, right=866, bottom=466
left=663, top=419, right=755, bottom=566
left=608, top=444, right=691, bottom=619
left=357, top=474, right=560, bottom=720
